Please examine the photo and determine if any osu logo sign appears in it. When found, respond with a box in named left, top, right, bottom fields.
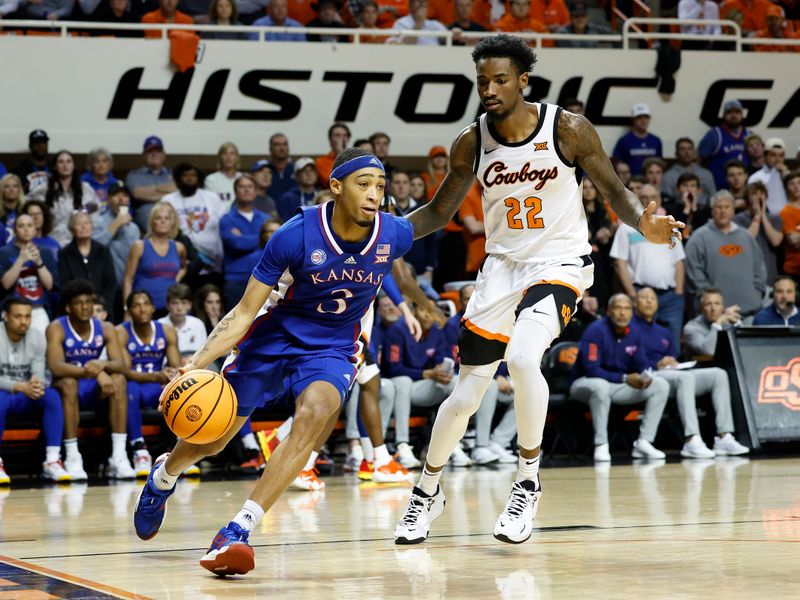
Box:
left=719, top=244, right=743, bottom=257
left=758, top=358, right=800, bottom=411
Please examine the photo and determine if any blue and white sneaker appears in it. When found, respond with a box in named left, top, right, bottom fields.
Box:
left=133, top=453, right=175, bottom=540
left=199, top=522, right=255, bottom=576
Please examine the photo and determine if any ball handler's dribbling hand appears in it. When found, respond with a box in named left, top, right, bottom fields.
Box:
left=638, top=201, right=685, bottom=248
left=157, top=363, right=199, bottom=412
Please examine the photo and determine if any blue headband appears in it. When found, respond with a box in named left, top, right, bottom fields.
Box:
left=329, top=154, right=385, bottom=182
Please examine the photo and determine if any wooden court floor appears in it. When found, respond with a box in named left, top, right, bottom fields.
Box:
left=1, top=458, right=799, bottom=599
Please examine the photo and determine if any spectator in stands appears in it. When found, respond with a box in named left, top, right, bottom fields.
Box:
left=409, top=173, right=428, bottom=206
left=266, top=133, right=297, bottom=200
left=421, top=145, right=448, bottom=200
left=389, top=0, right=447, bottom=44
left=355, top=0, right=390, bottom=43
left=277, top=157, right=319, bottom=222
left=47, top=279, right=135, bottom=480
left=0, top=297, right=68, bottom=484
left=250, top=0, right=306, bottom=40
left=91, top=182, right=141, bottom=284
left=582, top=178, right=614, bottom=308
left=780, top=171, right=800, bottom=282
left=125, top=136, right=178, bottom=233
left=745, top=133, right=765, bottom=174
left=389, top=170, right=417, bottom=216
left=610, top=184, right=686, bottom=350
left=306, top=0, right=349, bottom=41
left=753, top=275, right=800, bottom=325
left=0, top=215, right=57, bottom=335
left=20, top=200, right=59, bottom=260
left=683, top=287, right=740, bottom=358
left=748, top=137, right=789, bottom=214
left=662, top=137, right=716, bottom=205
left=699, top=99, right=750, bottom=191
left=117, top=290, right=181, bottom=476
left=612, top=103, right=663, bottom=176
left=686, top=190, right=766, bottom=317
left=449, top=0, right=488, bottom=46
left=0, top=162, right=6, bottom=178
left=642, top=157, right=669, bottom=200
left=15, top=130, right=50, bottom=193
left=633, top=287, right=750, bottom=458
left=203, top=0, right=248, bottom=38
left=249, top=159, right=277, bottom=218
left=124, top=202, right=187, bottom=314
left=220, top=174, right=269, bottom=307
left=614, top=160, right=632, bottom=188
left=460, top=182, right=487, bottom=279
left=23, top=0, right=72, bottom=19
left=570, top=294, right=670, bottom=462
left=664, top=172, right=711, bottom=236
left=259, top=218, right=281, bottom=247
left=720, top=0, right=777, bottom=35
left=141, top=0, right=194, bottom=37
left=316, top=123, right=351, bottom=190
left=127, top=0, right=159, bottom=17
left=204, top=142, right=242, bottom=207
left=234, top=0, right=265, bottom=23
left=81, top=147, right=118, bottom=212
left=180, top=0, right=213, bottom=20
left=752, top=4, right=800, bottom=50
left=556, top=1, right=613, bottom=48
left=725, top=158, right=749, bottom=211
left=193, top=284, right=224, bottom=334
left=0, top=174, right=24, bottom=244
left=564, top=98, right=585, bottom=114
left=734, top=181, right=783, bottom=284
left=494, top=0, right=548, bottom=40
left=58, top=212, right=117, bottom=322
left=678, top=0, right=721, bottom=50
left=162, top=163, right=224, bottom=275
left=93, top=0, right=144, bottom=36
left=369, top=132, right=395, bottom=177
left=157, top=283, right=207, bottom=365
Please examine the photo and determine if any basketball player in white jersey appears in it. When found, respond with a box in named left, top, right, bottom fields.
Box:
left=394, top=34, right=684, bottom=545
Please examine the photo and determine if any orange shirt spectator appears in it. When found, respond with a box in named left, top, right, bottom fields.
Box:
left=421, top=145, right=448, bottom=201
left=780, top=176, right=800, bottom=275
left=752, top=5, right=800, bottom=50
left=287, top=0, right=317, bottom=24
left=374, top=0, right=409, bottom=27
left=142, top=0, right=193, bottom=38
left=315, top=123, right=351, bottom=190
left=720, top=0, right=781, bottom=34
left=428, top=0, right=494, bottom=28
left=495, top=0, right=551, bottom=45
left=459, top=181, right=487, bottom=274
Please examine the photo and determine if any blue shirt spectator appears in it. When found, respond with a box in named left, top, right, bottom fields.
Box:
left=249, top=14, right=306, bottom=41
left=277, top=189, right=317, bottom=222
left=698, top=100, right=750, bottom=190
left=572, top=316, right=649, bottom=383
left=612, top=103, right=663, bottom=176
left=0, top=161, right=6, bottom=178
left=752, top=276, right=800, bottom=326
left=381, top=320, right=447, bottom=380
left=632, top=314, right=676, bottom=369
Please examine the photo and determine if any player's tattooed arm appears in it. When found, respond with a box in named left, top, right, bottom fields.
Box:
left=559, top=111, right=684, bottom=247
left=406, top=125, right=478, bottom=240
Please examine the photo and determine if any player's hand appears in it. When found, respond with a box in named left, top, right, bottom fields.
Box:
left=15, top=380, right=41, bottom=400
left=83, top=360, right=105, bottom=377
left=163, top=366, right=179, bottom=380
left=657, top=356, right=678, bottom=369
left=97, top=371, right=114, bottom=397
left=431, top=366, right=453, bottom=385
left=157, top=365, right=194, bottom=412
left=496, top=375, right=513, bottom=394
left=639, top=201, right=685, bottom=249
left=154, top=370, right=173, bottom=385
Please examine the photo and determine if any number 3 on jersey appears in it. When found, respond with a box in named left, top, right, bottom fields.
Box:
left=504, top=196, right=544, bottom=230
left=317, top=288, right=353, bottom=315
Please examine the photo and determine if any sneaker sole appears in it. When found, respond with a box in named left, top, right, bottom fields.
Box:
left=394, top=497, right=446, bottom=545
left=493, top=531, right=532, bottom=544
left=199, top=543, right=255, bottom=576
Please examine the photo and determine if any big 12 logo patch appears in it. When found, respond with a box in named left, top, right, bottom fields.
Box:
left=758, top=358, right=800, bottom=411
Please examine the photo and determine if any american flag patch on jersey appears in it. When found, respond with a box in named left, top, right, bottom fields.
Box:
left=376, top=244, right=391, bottom=255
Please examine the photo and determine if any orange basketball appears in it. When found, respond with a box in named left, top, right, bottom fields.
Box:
left=162, top=370, right=237, bottom=445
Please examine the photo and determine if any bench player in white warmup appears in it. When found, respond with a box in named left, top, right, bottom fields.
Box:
left=394, top=34, right=684, bottom=544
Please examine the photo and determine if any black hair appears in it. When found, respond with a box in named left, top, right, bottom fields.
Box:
left=675, top=137, right=695, bottom=151
left=472, top=34, right=537, bottom=77
left=677, top=172, right=700, bottom=186
left=46, top=150, right=84, bottom=211
left=332, top=147, right=371, bottom=171
left=21, top=199, right=54, bottom=236
left=2, top=296, right=33, bottom=313
left=92, top=294, right=107, bottom=309
left=773, top=275, right=797, bottom=290
left=126, top=289, right=154, bottom=310
left=368, top=132, right=390, bottom=144
left=724, top=159, right=746, bottom=173
left=62, top=279, right=95, bottom=309
left=353, top=138, right=371, bottom=148
left=172, top=162, right=199, bottom=182
left=784, top=170, right=800, bottom=189
left=328, top=122, right=351, bottom=140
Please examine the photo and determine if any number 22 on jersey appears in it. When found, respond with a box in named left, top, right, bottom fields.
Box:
left=504, top=196, right=544, bottom=230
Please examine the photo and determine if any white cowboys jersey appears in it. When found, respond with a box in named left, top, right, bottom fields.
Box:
left=473, top=102, right=591, bottom=265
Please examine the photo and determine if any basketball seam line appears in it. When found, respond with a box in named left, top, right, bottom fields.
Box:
left=169, top=376, right=216, bottom=431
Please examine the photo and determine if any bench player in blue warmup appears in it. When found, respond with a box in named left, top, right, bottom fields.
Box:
left=133, top=148, right=415, bottom=576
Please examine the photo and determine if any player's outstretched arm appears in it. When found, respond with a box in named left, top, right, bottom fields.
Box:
left=406, top=125, right=478, bottom=240
left=185, top=276, right=273, bottom=371
left=561, top=112, right=684, bottom=247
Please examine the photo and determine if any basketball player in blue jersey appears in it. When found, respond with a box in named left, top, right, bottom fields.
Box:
left=134, top=148, right=415, bottom=576
left=117, top=290, right=182, bottom=477
left=46, top=279, right=136, bottom=480
left=394, top=34, right=686, bottom=545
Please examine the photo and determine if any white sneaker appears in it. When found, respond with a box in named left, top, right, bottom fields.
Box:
left=493, top=477, right=542, bottom=544
left=680, top=435, right=716, bottom=459
left=107, top=455, right=136, bottom=479
left=42, top=460, right=71, bottom=482
left=471, top=446, right=499, bottom=465
left=488, top=442, right=518, bottom=464
left=396, top=443, right=422, bottom=469
left=593, top=443, right=611, bottom=462
left=450, top=444, right=473, bottom=467
left=631, top=438, right=666, bottom=460
left=134, top=452, right=153, bottom=478
left=713, top=434, right=750, bottom=456
left=64, top=456, right=88, bottom=481
left=394, top=485, right=446, bottom=544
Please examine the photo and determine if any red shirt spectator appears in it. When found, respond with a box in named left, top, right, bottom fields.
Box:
left=287, top=0, right=317, bottom=24
left=142, top=0, right=193, bottom=38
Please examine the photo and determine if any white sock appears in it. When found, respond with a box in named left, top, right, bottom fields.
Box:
left=232, top=499, right=265, bottom=532
left=361, top=437, right=374, bottom=462
left=111, top=433, right=128, bottom=460
left=45, top=446, right=61, bottom=464
left=304, top=450, right=319, bottom=472
left=277, top=417, right=293, bottom=442
left=64, top=438, right=80, bottom=461
left=153, top=462, right=178, bottom=491
left=417, top=465, right=442, bottom=496
left=373, top=444, right=391, bottom=468
left=516, top=454, right=540, bottom=482
left=348, top=442, right=364, bottom=462
left=240, top=432, right=259, bottom=451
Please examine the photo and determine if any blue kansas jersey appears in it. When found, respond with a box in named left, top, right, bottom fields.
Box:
left=59, top=316, right=105, bottom=367
left=123, top=320, right=167, bottom=373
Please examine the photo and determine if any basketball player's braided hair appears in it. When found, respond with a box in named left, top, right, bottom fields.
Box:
left=472, top=34, right=537, bottom=76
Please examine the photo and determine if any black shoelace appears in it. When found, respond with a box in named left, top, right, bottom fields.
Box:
left=401, top=496, right=427, bottom=525
left=504, top=484, right=531, bottom=518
